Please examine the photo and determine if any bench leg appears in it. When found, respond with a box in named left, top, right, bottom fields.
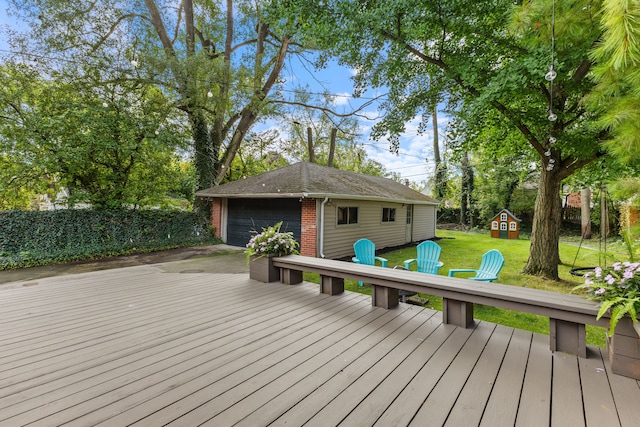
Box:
left=320, top=275, right=344, bottom=295
left=442, top=298, right=474, bottom=328
left=281, top=269, right=303, bottom=285
left=550, top=319, right=586, bottom=358
left=372, top=285, right=398, bottom=309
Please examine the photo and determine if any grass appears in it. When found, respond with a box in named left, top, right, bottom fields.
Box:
left=304, top=229, right=617, bottom=347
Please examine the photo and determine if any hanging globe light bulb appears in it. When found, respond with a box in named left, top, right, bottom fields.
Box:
left=548, top=136, right=557, bottom=144
left=548, top=112, right=557, bottom=121
left=549, top=158, right=555, bottom=164
left=545, top=149, right=552, bottom=157
left=545, top=65, right=557, bottom=81
left=207, top=91, right=213, bottom=98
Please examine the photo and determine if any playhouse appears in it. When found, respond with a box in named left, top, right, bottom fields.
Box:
left=490, top=209, right=521, bottom=239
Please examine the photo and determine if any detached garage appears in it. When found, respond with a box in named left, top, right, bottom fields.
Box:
left=196, top=162, right=439, bottom=259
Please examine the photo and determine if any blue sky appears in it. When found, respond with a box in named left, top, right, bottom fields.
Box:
left=276, top=54, right=447, bottom=186
left=0, top=2, right=443, bottom=187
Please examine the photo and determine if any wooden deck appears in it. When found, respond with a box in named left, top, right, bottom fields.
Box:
left=1, top=265, right=639, bottom=426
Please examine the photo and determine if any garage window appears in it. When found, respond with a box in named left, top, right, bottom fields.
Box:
left=338, top=206, right=358, bottom=225
left=382, top=207, right=396, bottom=222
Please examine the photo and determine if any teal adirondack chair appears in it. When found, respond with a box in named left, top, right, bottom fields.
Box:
left=403, top=241, right=444, bottom=274
left=352, top=238, right=388, bottom=286
left=448, top=249, right=505, bottom=282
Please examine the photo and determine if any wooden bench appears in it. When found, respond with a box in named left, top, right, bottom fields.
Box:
left=272, top=255, right=609, bottom=358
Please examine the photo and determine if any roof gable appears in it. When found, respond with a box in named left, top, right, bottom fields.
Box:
left=491, top=209, right=521, bottom=222
left=195, top=162, right=438, bottom=205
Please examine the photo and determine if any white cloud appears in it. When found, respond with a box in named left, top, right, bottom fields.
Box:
left=355, top=108, right=452, bottom=185
left=332, top=92, right=352, bottom=106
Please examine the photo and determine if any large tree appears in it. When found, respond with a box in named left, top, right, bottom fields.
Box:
left=5, top=0, right=301, bottom=215
left=286, top=0, right=610, bottom=279
left=0, top=63, right=187, bottom=208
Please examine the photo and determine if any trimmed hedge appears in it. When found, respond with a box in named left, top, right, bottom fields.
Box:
left=0, top=209, right=218, bottom=269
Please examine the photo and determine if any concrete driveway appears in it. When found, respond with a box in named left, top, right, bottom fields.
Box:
left=0, top=245, right=248, bottom=285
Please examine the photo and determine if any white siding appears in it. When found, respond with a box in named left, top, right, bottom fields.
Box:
left=321, top=200, right=409, bottom=259
left=412, top=205, right=436, bottom=241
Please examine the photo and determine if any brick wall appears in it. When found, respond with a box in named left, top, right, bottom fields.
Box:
left=211, top=199, right=222, bottom=238
left=300, top=198, right=317, bottom=257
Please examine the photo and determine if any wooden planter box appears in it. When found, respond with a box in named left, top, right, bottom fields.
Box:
left=249, top=254, right=280, bottom=283
left=608, top=317, right=640, bottom=380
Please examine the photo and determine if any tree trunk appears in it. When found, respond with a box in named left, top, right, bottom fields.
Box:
left=191, top=111, right=214, bottom=221
left=307, top=127, right=315, bottom=163
left=432, top=108, right=447, bottom=199
left=524, top=168, right=562, bottom=279
left=328, top=127, right=337, bottom=167
left=581, top=188, right=592, bottom=239
left=460, top=152, right=473, bottom=226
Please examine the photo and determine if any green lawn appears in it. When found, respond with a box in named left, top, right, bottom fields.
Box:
left=304, top=229, right=614, bottom=347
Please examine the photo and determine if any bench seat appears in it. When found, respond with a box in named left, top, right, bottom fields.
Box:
left=272, top=255, right=608, bottom=358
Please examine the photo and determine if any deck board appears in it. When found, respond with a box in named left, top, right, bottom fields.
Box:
left=442, top=324, right=514, bottom=427
left=1, top=264, right=639, bottom=426
left=479, top=328, right=531, bottom=427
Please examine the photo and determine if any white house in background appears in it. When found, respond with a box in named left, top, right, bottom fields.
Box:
left=195, top=162, right=439, bottom=259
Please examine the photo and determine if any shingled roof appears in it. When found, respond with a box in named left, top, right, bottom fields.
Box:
left=195, top=162, right=438, bottom=205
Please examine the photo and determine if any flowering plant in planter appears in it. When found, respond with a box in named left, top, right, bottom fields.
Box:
left=245, top=221, right=299, bottom=263
left=573, top=262, right=640, bottom=335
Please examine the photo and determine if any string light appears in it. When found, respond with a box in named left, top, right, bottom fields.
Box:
left=545, top=0, right=557, bottom=171
left=544, top=65, right=556, bottom=82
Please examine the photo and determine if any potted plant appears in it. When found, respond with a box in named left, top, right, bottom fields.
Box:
left=245, top=221, right=299, bottom=282
left=574, top=262, right=640, bottom=378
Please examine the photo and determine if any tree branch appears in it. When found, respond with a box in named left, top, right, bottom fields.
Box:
left=92, top=14, right=150, bottom=53
left=172, top=2, right=184, bottom=44
left=381, top=28, right=546, bottom=157
left=143, top=0, right=187, bottom=93
left=572, top=59, right=592, bottom=82
left=271, top=97, right=383, bottom=120
left=214, top=34, right=292, bottom=183
left=231, top=39, right=258, bottom=53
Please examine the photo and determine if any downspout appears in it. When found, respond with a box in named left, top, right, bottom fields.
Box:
left=319, top=196, right=329, bottom=258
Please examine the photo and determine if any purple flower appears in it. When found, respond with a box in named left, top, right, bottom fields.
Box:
left=594, top=267, right=602, bottom=278
left=624, top=270, right=634, bottom=279
left=613, top=262, right=622, bottom=271
left=585, top=278, right=593, bottom=285
left=595, top=288, right=606, bottom=295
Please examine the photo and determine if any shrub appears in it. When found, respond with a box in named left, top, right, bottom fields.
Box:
left=0, top=209, right=217, bottom=269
